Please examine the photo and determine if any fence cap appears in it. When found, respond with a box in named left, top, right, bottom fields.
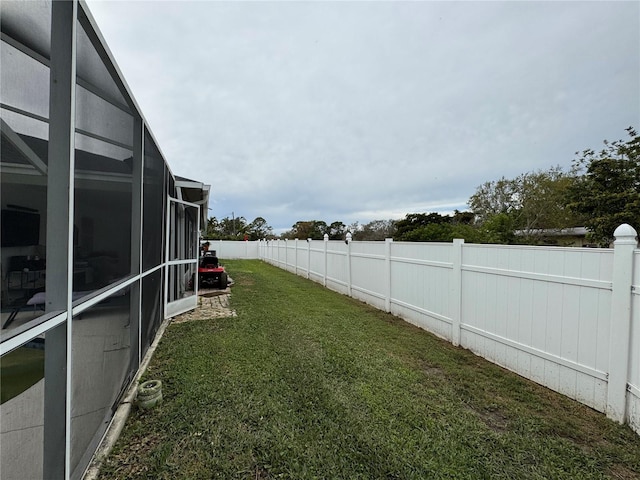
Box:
left=614, top=223, right=638, bottom=245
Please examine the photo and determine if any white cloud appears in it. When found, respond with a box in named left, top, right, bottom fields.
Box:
left=87, top=0, right=639, bottom=232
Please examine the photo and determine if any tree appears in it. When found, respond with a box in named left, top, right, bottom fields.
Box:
left=223, top=216, right=248, bottom=238
left=354, top=219, right=397, bottom=240
left=468, top=178, right=517, bottom=223
left=479, top=213, right=516, bottom=244
left=205, top=215, right=274, bottom=240
left=247, top=217, right=274, bottom=240
left=393, top=212, right=464, bottom=242
left=514, top=167, right=585, bottom=239
left=394, top=213, right=449, bottom=240
left=204, top=217, right=220, bottom=238
left=397, top=220, right=485, bottom=243
left=204, top=215, right=249, bottom=239
left=328, top=221, right=346, bottom=240
left=347, top=222, right=360, bottom=236
left=468, top=166, right=585, bottom=244
left=451, top=210, right=475, bottom=225
left=568, top=127, right=640, bottom=246
left=282, top=220, right=328, bottom=240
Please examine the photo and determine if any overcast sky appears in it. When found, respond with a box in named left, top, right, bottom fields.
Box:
left=86, top=0, right=639, bottom=234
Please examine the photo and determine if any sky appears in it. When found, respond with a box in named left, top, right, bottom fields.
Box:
left=86, top=0, right=639, bottom=234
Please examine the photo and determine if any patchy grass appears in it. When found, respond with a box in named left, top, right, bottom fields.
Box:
left=99, top=259, right=640, bottom=479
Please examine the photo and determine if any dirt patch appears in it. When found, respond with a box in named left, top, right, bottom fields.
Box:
left=253, top=465, right=270, bottom=479
left=234, top=276, right=254, bottom=287
left=105, top=433, right=164, bottom=476
left=474, top=407, right=510, bottom=433
left=607, top=464, right=640, bottom=480
left=422, top=365, right=444, bottom=376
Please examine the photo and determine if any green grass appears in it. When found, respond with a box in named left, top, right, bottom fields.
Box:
left=99, top=259, right=640, bottom=479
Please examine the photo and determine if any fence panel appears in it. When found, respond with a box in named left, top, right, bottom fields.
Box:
left=295, top=240, right=309, bottom=277
left=277, top=242, right=284, bottom=269
left=350, top=242, right=387, bottom=311
left=326, top=242, right=349, bottom=295
left=629, top=250, right=640, bottom=432
left=210, top=240, right=258, bottom=259
left=389, top=242, right=453, bottom=340
left=309, top=242, right=326, bottom=283
left=285, top=241, right=297, bottom=274
left=459, top=244, right=613, bottom=412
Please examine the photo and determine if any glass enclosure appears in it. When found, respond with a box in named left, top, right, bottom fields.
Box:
left=73, top=16, right=136, bottom=299
left=0, top=2, right=209, bottom=479
left=70, top=286, right=133, bottom=478
left=143, top=131, right=166, bottom=271
left=1, top=0, right=51, bottom=330
left=0, top=334, right=46, bottom=480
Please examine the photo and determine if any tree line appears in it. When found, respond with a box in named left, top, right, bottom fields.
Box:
left=205, top=128, right=639, bottom=246
left=204, top=216, right=274, bottom=241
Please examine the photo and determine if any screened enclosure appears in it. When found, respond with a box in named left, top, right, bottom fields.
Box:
left=0, top=1, right=210, bottom=478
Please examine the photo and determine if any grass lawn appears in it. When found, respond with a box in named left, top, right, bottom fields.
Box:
left=99, top=259, right=640, bottom=479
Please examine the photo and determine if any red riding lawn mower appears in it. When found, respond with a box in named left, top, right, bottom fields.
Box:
left=191, top=253, right=228, bottom=290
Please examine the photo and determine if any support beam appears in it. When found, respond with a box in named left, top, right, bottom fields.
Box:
left=44, top=1, right=77, bottom=478
left=0, top=118, right=48, bottom=175
left=130, top=115, right=143, bottom=370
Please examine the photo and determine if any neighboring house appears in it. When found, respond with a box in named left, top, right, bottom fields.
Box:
left=0, top=2, right=209, bottom=479
left=514, top=227, right=594, bottom=247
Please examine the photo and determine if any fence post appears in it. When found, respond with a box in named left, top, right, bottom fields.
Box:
left=323, top=234, right=328, bottom=287
left=294, top=239, right=298, bottom=275
left=346, top=233, right=352, bottom=297
left=307, top=238, right=312, bottom=279
left=451, top=239, right=464, bottom=347
left=385, top=238, right=393, bottom=312
left=607, top=224, right=638, bottom=423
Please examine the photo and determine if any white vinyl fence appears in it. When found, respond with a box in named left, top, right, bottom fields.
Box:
left=214, top=225, right=640, bottom=435
left=204, top=239, right=260, bottom=259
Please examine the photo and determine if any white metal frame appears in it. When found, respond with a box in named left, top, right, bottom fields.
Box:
left=164, top=196, right=200, bottom=319
left=1, top=1, right=208, bottom=477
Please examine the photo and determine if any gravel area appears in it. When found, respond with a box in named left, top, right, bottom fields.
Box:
left=172, top=280, right=236, bottom=324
